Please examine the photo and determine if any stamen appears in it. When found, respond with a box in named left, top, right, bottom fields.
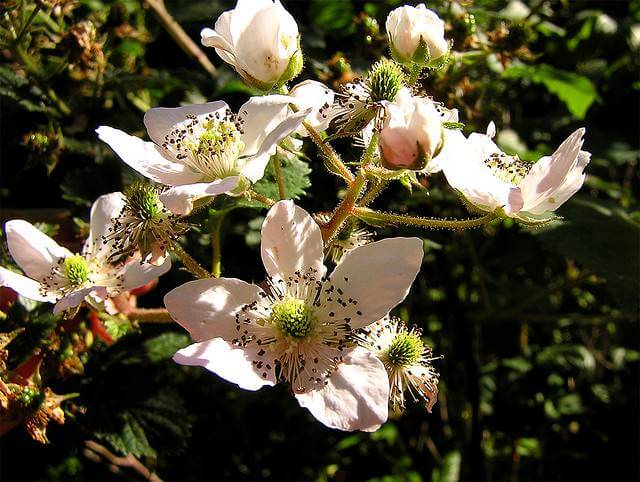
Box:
left=484, top=152, right=531, bottom=185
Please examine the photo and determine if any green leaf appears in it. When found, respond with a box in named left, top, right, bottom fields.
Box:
left=532, top=197, right=640, bottom=311
left=503, top=64, right=599, bottom=119
left=239, top=153, right=311, bottom=209
left=144, top=332, right=190, bottom=362
left=431, top=451, right=461, bottom=482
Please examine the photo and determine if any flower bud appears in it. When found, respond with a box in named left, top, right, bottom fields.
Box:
left=386, top=4, right=449, bottom=66
left=379, top=91, right=443, bottom=171
left=201, top=0, right=302, bottom=90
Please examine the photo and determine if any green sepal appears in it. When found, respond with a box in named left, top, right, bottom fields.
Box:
left=275, top=36, right=304, bottom=91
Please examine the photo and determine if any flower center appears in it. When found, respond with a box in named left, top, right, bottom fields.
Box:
left=367, top=58, right=406, bottom=103
left=386, top=331, right=424, bottom=367
left=271, top=297, right=316, bottom=340
left=63, top=255, right=89, bottom=286
left=125, top=181, right=163, bottom=220
left=484, top=152, right=531, bottom=185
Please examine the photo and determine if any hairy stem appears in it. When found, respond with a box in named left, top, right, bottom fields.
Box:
left=246, top=189, right=276, bottom=207
left=210, top=212, right=225, bottom=277
left=170, top=242, right=210, bottom=279
left=303, top=120, right=355, bottom=184
left=272, top=155, right=287, bottom=199
left=128, top=308, right=173, bottom=323
left=353, top=208, right=496, bottom=230
left=359, top=179, right=389, bottom=207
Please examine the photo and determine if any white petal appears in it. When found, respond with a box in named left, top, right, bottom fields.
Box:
left=296, top=348, right=390, bottom=432
left=520, top=129, right=587, bottom=211
left=120, top=256, right=171, bottom=291
left=0, top=267, right=53, bottom=303
left=96, top=126, right=201, bottom=186
left=317, top=238, right=423, bottom=329
left=201, top=18, right=237, bottom=67
left=5, top=220, right=71, bottom=280
left=164, top=278, right=266, bottom=342
left=143, top=101, right=230, bottom=147
left=260, top=201, right=326, bottom=283
left=87, top=192, right=126, bottom=260
left=289, top=80, right=336, bottom=134
left=53, top=286, right=107, bottom=314
left=159, top=177, right=239, bottom=215
left=173, top=338, right=276, bottom=391
left=239, top=95, right=297, bottom=156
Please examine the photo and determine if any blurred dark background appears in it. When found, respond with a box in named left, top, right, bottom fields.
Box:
left=0, top=0, right=639, bottom=481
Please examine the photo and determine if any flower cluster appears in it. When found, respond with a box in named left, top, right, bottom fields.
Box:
left=1, top=0, right=591, bottom=436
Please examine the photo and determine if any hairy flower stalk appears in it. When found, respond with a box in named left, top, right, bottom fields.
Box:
left=315, top=214, right=374, bottom=265
left=105, top=182, right=188, bottom=266
left=355, top=317, right=439, bottom=411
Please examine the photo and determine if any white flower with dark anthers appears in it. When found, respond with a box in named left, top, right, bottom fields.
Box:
left=104, top=182, right=189, bottom=267
left=96, top=96, right=309, bottom=215
left=439, top=123, right=591, bottom=225
left=289, top=80, right=336, bottom=136
left=0, top=193, right=171, bottom=314
left=379, top=89, right=444, bottom=171
left=165, top=200, right=424, bottom=431
left=331, top=59, right=408, bottom=137
left=386, top=4, right=449, bottom=65
left=354, top=317, right=439, bottom=412
left=201, top=0, right=302, bottom=90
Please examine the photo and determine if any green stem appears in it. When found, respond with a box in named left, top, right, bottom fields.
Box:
left=352, top=207, right=496, bottom=230
left=359, top=179, right=389, bottom=207
left=321, top=170, right=367, bottom=243
left=246, top=189, right=276, bottom=207
left=170, top=242, right=209, bottom=279
left=272, top=155, right=287, bottom=199
left=128, top=308, right=173, bottom=323
left=302, top=119, right=355, bottom=185
left=210, top=213, right=225, bottom=277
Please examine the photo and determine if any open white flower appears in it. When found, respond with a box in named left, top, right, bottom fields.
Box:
left=96, top=96, right=308, bottom=215
left=440, top=123, right=591, bottom=224
left=289, top=80, right=336, bottom=136
left=379, top=89, right=443, bottom=171
left=165, top=200, right=424, bottom=431
left=201, top=0, right=302, bottom=90
left=386, top=4, right=449, bottom=65
left=355, top=317, right=439, bottom=412
left=0, top=193, right=170, bottom=314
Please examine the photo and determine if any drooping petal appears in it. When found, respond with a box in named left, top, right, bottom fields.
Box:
left=260, top=201, right=326, bottom=283
left=520, top=129, right=587, bottom=212
left=173, top=338, right=276, bottom=391
left=120, top=256, right=171, bottom=292
left=86, top=192, right=126, bottom=260
left=5, top=220, right=72, bottom=281
left=201, top=11, right=236, bottom=66
left=96, top=126, right=202, bottom=186
left=238, top=95, right=297, bottom=157
left=317, top=237, right=423, bottom=329
left=0, top=267, right=53, bottom=303
left=159, top=177, right=239, bottom=215
left=295, top=348, right=390, bottom=432
left=143, top=101, right=230, bottom=148
left=53, top=286, right=108, bottom=314
left=164, top=278, right=267, bottom=342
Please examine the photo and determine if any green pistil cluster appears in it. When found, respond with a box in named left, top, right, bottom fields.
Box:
left=271, top=298, right=315, bottom=340
left=63, top=255, right=89, bottom=287
left=125, top=181, right=163, bottom=220
left=15, top=385, right=44, bottom=410
left=386, top=331, right=424, bottom=367
left=367, top=58, right=406, bottom=103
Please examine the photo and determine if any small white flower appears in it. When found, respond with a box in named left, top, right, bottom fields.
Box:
left=165, top=200, right=424, bottom=431
left=97, top=96, right=308, bottom=215
left=0, top=193, right=170, bottom=314
left=289, top=80, right=336, bottom=136
left=379, top=89, right=444, bottom=171
left=355, top=317, right=439, bottom=412
left=201, top=0, right=302, bottom=90
left=386, top=4, right=449, bottom=65
left=440, top=124, right=591, bottom=224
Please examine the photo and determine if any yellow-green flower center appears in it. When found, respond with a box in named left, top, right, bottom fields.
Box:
left=367, top=58, right=406, bottom=103
left=125, top=181, right=163, bottom=220
left=271, top=298, right=315, bottom=340
left=484, top=152, right=531, bottom=185
left=63, top=255, right=89, bottom=286
left=190, top=120, right=245, bottom=180
left=387, top=331, right=424, bottom=367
